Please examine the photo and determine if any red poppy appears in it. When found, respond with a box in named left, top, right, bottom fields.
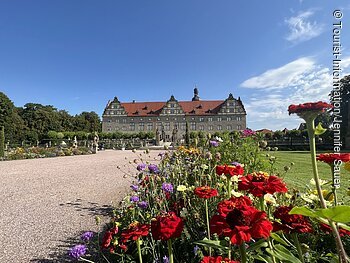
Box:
left=194, top=186, right=218, bottom=199
left=120, top=222, right=150, bottom=242
left=273, top=206, right=312, bottom=234
left=217, top=196, right=252, bottom=217
left=238, top=172, right=287, bottom=197
left=288, top=102, right=332, bottom=115
left=201, top=255, right=240, bottom=263
left=101, top=227, right=118, bottom=249
left=151, top=212, right=184, bottom=241
left=210, top=203, right=272, bottom=245
left=317, top=153, right=350, bottom=164
left=319, top=223, right=350, bottom=237
left=216, top=165, right=244, bottom=177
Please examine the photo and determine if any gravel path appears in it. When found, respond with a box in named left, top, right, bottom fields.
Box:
left=0, top=150, right=161, bottom=263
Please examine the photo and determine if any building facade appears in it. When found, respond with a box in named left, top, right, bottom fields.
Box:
left=102, top=89, right=247, bottom=142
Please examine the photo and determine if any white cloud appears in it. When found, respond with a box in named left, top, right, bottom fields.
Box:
left=240, top=57, right=349, bottom=131
left=342, top=57, right=350, bottom=69
left=285, top=11, right=324, bottom=43
left=241, top=57, right=315, bottom=89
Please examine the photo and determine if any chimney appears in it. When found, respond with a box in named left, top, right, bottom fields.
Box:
left=132, top=100, right=136, bottom=103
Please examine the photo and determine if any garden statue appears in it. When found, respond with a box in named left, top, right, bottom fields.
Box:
left=73, top=136, right=78, bottom=149
left=92, top=132, right=99, bottom=154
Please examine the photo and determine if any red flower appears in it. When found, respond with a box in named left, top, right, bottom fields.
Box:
left=151, top=212, right=184, bottom=241
left=216, top=165, right=244, bottom=177
left=201, top=255, right=240, bottom=263
left=320, top=223, right=350, bottom=237
left=194, top=186, right=218, bottom=199
left=217, top=196, right=252, bottom=217
left=288, top=101, right=333, bottom=115
left=210, top=203, right=272, bottom=245
left=273, top=206, right=312, bottom=234
left=101, top=227, right=118, bottom=249
left=317, top=153, right=350, bottom=164
left=120, top=222, right=150, bottom=242
left=238, top=172, right=287, bottom=197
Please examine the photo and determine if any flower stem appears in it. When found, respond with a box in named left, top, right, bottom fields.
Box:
left=330, top=165, right=338, bottom=206
left=306, top=120, right=327, bottom=209
left=291, top=233, right=304, bottom=263
left=306, top=118, right=348, bottom=263
left=259, top=197, right=265, bottom=211
left=80, top=258, right=96, bottom=263
left=239, top=242, right=247, bottom=263
left=136, top=238, right=143, bottom=263
left=167, top=239, right=174, bottom=263
left=226, top=175, right=231, bottom=198
left=205, top=199, right=212, bottom=256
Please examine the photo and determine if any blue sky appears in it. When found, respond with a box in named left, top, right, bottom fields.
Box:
left=1, top=0, right=350, bottom=130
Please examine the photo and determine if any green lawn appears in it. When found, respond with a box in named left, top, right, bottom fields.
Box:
left=266, top=151, right=350, bottom=204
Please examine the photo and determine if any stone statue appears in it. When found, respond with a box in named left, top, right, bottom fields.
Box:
left=92, top=132, right=99, bottom=154
left=73, top=136, right=78, bottom=149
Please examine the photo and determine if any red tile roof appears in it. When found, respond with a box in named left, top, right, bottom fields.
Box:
left=120, top=100, right=224, bottom=116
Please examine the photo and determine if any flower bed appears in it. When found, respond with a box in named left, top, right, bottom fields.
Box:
left=69, top=102, right=350, bottom=263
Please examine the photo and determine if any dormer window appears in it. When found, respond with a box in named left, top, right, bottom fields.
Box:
left=196, top=104, right=202, bottom=109
left=134, top=110, right=139, bottom=115
left=143, top=106, right=148, bottom=110
left=190, top=109, right=196, bottom=114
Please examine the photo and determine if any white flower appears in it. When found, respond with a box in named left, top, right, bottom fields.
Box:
left=215, top=136, right=223, bottom=142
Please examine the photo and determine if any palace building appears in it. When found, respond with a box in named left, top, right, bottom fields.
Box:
left=102, top=89, right=247, bottom=142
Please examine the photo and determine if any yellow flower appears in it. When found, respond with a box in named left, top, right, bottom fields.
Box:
left=177, top=185, right=187, bottom=192
left=344, top=162, right=350, bottom=172
left=264, top=193, right=276, bottom=205
left=312, top=190, right=334, bottom=201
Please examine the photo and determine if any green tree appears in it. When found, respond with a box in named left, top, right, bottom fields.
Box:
left=0, top=92, right=26, bottom=144
left=0, top=126, right=4, bottom=157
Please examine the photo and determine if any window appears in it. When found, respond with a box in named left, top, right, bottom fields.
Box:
left=139, top=122, right=144, bottom=131
left=227, top=117, right=232, bottom=121
left=170, top=103, right=175, bottom=108
left=208, top=117, right=213, bottom=122
left=228, top=102, right=235, bottom=106
left=199, top=125, right=204, bottom=130
left=237, top=125, right=242, bottom=130
left=217, top=125, right=222, bottom=130
left=209, top=125, right=213, bottom=130
left=122, top=119, right=127, bottom=123
left=199, top=117, right=204, bottom=122
left=227, top=125, right=232, bottom=130
left=217, top=117, right=222, bottom=122
left=147, top=123, right=153, bottom=131
left=237, top=116, right=241, bottom=121
left=108, top=120, right=111, bottom=123
left=180, top=123, right=186, bottom=130
left=165, top=123, right=170, bottom=131
left=116, top=119, right=119, bottom=123
left=130, top=123, right=135, bottom=131
left=115, top=127, right=120, bottom=130
left=190, top=122, right=196, bottom=130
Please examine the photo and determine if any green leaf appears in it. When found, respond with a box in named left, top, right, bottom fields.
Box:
left=315, top=206, right=350, bottom=223
left=270, top=233, right=291, bottom=246
left=314, top=122, right=327, bottom=135
left=253, top=254, right=274, bottom=263
left=289, top=207, right=318, bottom=218
left=194, top=239, right=229, bottom=251
left=246, top=239, right=269, bottom=252
left=266, top=244, right=302, bottom=263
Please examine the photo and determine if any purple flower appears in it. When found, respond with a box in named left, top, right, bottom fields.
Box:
left=138, top=201, right=148, bottom=209
left=209, top=140, right=219, bottom=147
left=242, top=128, right=256, bottom=137
left=231, top=162, right=242, bottom=167
left=163, top=256, right=169, bottom=263
left=69, top=244, right=87, bottom=259
left=158, top=152, right=165, bottom=158
left=162, top=182, right=173, bottom=193
left=130, top=196, right=139, bottom=202
left=193, top=245, right=200, bottom=255
left=148, top=164, right=159, bottom=173
left=130, top=184, right=139, bottom=191
left=81, top=231, right=94, bottom=242
left=137, top=163, right=147, bottom=171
